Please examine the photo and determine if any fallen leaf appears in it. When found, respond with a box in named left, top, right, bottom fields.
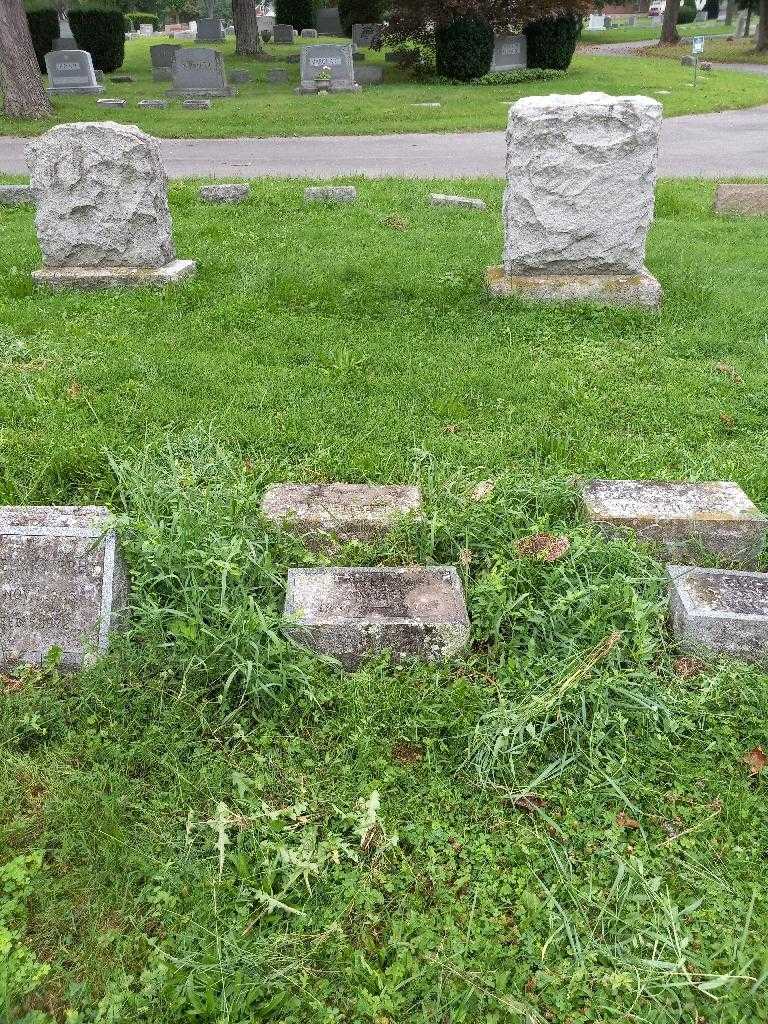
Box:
left=616, top=811, right=640, bottom=830
left=471, top=479, right=496, bottom=501
left=442, top=423, right=459, bottom=434
left=515, top=533, right=570, bottom=562
left=458, top=547, right=473, bottom=567
left=743, top=746, right=767, bottom=776
left=508, top=793, right=547, bottom=813
left=1, top=674, right=23, bottom=693
left=67, top=381, right=81, bottom=399
left=673, top=656, right=706, bottom=679
left=525, top=976, right=537, bottom=994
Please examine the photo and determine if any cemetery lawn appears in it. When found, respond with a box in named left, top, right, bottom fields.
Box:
left=2, top=176, right=768, bottom=1023
left=580, top=19, right=735, bottom=44
left=3, top=37, right=768, bottom=139
left=641, top=36, right=768, bottom=64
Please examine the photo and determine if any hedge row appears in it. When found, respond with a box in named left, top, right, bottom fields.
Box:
left=26, top=7, right=125, bottom=74
left=125, top=11, right=159, bottom=30
left=274, top=0, right=315, bottom=32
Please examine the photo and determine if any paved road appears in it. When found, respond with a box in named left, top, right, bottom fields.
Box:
left=3, top=103, right=768, bottom=178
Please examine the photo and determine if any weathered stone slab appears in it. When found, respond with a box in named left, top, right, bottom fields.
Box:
left=0, top=506, right=127, bottom=671
left=304, top=185, right=357, bottom=202
left=229, top=69, right=251, bottom=83
left=579, top=479, right=767, bottom=564
left=262, top=483, right=422, bottom=547
left=485, top=265, right=662, bottom=308
left=110, top=74, right=134, bottom=83
left=430, top=193, right=486, bottom=211
left=283, top=566, right=470, bottom=669
left=714, top=184, right=768, bottom=217
left=273, top=23, right=294, bottom=43
left=32, top=259, right=197, bottom=290
left=301, top=28, right=318, bottom=38
left=267, top=68, right=290, bottom=84
left=138, top=99, right=169, bottom=108
left=199, top=183, right=249, bottom=203
left=0, top=185, right=34, bottom=206
left=97, top=98, right=127, bottom=107
left=297, top=43, right=359, bottom=93
left=490, top=33, right=527, bottom=72
left=45, top=49, right=104, bottom=95
left=668, top=565, right=768, bottom=664
left=150, top=43, right=181, bottom=82
left=168, top=47, right=235, bottom=97
left=196, top=17, right=225, bottom=42
left=352, top=22, right=383, bottom=48
left=182, top=98, right=212, bottom=109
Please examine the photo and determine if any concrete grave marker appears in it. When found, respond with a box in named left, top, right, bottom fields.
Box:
left=354, top=65, right=383, bottom=84
left=150, top=43, right=181, bottom=81
left=182, top=97, right=212, bottom=108
left=714, top=184, right=768, bottom=216
left=315, top=6, right=343, bottom=35
left=579, top=479, right=767, bottom=564
left=139, top=22, right=154, bottom=35
left=263, top=483, right=422, bottom=548
left=352, top=22, right=383, bottom=48
left=27, top=122, right=196, bottom=289
left=430, top=193, right=486, bottom=210
left=487, top=92, right=663, bottom=308
left=490, top=34, right=527, bottom=72
left=229, top=69, right=251, bottom=83
left=668, top=565, right=768, bottom=663
left=304, top=185, right=357, bottom=202
left=97, top=98, right=127, bottom=107
left=0, top=506, right=127, bottom=672
left=45, top=49, right=104, bottom=95
left=297, top=43, right=359, bottom=93
left=138, top=98, right=169, bottom=108
left=301, top=28, right=318, bottom=38
left=273, top=23, right=294, bottom=43
left=168, top=47, right=235, bottom=97
left=283, top=566, right=470, bottom=669
left=199, top=183, right=249, bottom=203
left=0, top=185, right=35, bottom=206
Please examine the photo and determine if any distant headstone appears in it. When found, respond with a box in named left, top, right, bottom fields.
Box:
left=487, top=93, right=663, bottom=308
left=199, top=183, right=249, bottom=203
left=138, top=98, right=168, bottom=108
left=490, top=34, right=527, bottom=72
left=96, top=97, right=127, bottom=107
left=354, top=64, right=383, bottom=84
left=0, top=185, right=35, bottom=206
left=45, top=49, right=104, bottom=95
left=0, top=506, right=127, bottom=672
left=301, top=28, right=318, bottom=38
left=197, top=17, right=225, bottom=42
left=167, top=47, right=235, bottom=97
left=714, top=183, right=768, bottom=216
left=668, top=565, right=768, bottom=664
left=139, top=22, right=153, bottom=35
left=579, top=479, right=767, bottom=564
left=283, top=566, right=470, bottom=669
left=229, top=69, right=251, bottom=83
left=429, top=193, right=486, bottom=211
left=273, top=23, right=294, bottom=43
left=267, top=68, right=290, bottom=83
left=352, top=22, right=383, bottom=48
left=626, top=16, right=636, bottom=26
left=27, top=122, right=196, bottom=289
left=315, top=5, right=343, bottom=34
left=257, top=14, right=275, bottom=35
left=680, top=54, right=695, bottom=66
left=182, top=97, right=212, bottom=108
left=304, top=185, right=357, bottom=202
left=150, top=43, right=181, bottom=82
left=111, top=74, right=134, bottom=83
left=649, top=14, right=661, bottom=25
left=297, top=43, right=359, bottom=93
left=286, top=53, right=300, bottom=63
left=587, top=13, right=606, bottom=29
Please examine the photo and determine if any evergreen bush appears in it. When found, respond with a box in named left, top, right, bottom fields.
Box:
left=69, top=8, right=126, bottom=73
left=524, top=13, right=581, bottom=71
left=337, top=0, right=386, bottom=36
left=275, top=0, right=315, bottom=31
left=435, top=15, right=494, bottom=82
left=678, top=2, right=697, bottom=23
left=26, top=8, right=59, bottom=73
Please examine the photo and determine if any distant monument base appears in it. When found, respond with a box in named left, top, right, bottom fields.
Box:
left=485, top=265, right=662, bottom=309
left=295, top=82, right=361, bottom=94
left=166, top=87, right=236, bottom=97
left=33, top=260, right=197, bottom=291
left=47, top=83, right=104, bottom=95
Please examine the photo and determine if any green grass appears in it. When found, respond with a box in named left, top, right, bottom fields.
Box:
left=2, top=177, right=768, bottom=1023
left=581, top=18, right=736, bottom=44
left=3, top=35, right=768, bottom=138
left=642, top=36, right=768, bottom=64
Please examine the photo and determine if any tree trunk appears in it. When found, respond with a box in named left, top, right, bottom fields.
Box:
left=232, top=0, right=263, bottom=55
left=0, top=0, right=53, bottom=119
left=725, top=0, right=736, bottom=23
left=756, top=0, right=768, bottom=45
left=660, top=0, right=680, bottom=43
left=745, top=3, right=753, bottom=33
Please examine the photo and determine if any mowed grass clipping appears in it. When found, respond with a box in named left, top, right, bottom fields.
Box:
left=2, top=35, right=768, bottom=138
left=1, top=178, right=768, bottom=1023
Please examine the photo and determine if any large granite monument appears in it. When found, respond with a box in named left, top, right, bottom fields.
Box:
left=315, top=6, right=343, bottom=34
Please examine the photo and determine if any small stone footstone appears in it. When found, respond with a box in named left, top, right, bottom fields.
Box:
left=413, top=102, right=441, bottom=107
left=667, top=565, right=768, bottom=664
left=301, top=28, right=318, bottom=38
left=429, top=193, right=486, bottom=211
left=487, top=93, right=663, bottom=309
left=283, top=566, right=470, bottom=669
left=262, top=483, right=422, bottom=548
left=183, top=98, right=212, bottom=109
left=0, top=185, right=35, bottom=206
left=27, top=122, right=196, bottom=290
left=0, top=506, right=127, bottom=672
left=229, top=69, right=251, bottom=83
left=97, top=98, right=127, bottom=107
left=579, top=479, right=767, bottom=564
left=304, top=185, right=357, bottom=203
left=138, top=99, right=168, bottom=109
left=199, top=183, right=249, bottom=203
left=111, top=74, right=134, bottom=83
left=268, top=69, right=290, bottom=83
left=714, top=184, right=768, bottom=217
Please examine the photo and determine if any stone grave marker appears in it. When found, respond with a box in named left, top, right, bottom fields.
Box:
left=273, top=23, right=294, bottom=43
left=486, top=92, right=663, bottom=308
left=199, top=183, right=249, bottom=203
left=139, top=22, right=154, bottom=35
left=297, top=43, right=359, bottom=93
left=45, top=49, right=105, bottom=95
left=167, top=47, right=235, bottom=97
left=111, top=74, right=134, bottom=83
left=304, top=185, right=357, bottom=202
left=268, top=68, right=290, bottom=83
left=354, top=65, right=383, bottom=84
left=352, top=22, right=383, bottom=48
left=578, top=479, right=767, bottom=564
left=196, top=17, right=225, bottom=42
left=138, top=98, right=169, bottom=108
left=257, top=15, right=275, bottom=35
left=316, top=5, right=343, bottom=34
left=668, top=565, right=768, bottom=663
left=301, top=28, right=318, bottom=38
left=150, top=43, right=181, bottom=82
left=263, top=483, right=422, bottom=548
left=0, top=506, right=127, bottom=672
left=490, top=34, right=527, bottom=72
left=430, top=193, right=486, bottom=211
left=97, top=98, right=127, bottom=107
left=283, top=566, right=470, bottom=669
left=714, top=184, right=768, bottom=216
left=229, top=69, right=251, bottom=83
left=0, top=185, right=35, bottom=206
left=587, top=13, right=606, bottom=29
left=27, top=122, right=196, bottom=289
left=182, top=97, right=212, bottom=108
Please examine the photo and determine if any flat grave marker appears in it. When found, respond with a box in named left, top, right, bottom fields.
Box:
left=714, top=184, right=768, bottom=216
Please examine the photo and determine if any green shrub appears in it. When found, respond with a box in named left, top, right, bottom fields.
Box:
left=678, top=2, right=697, bottom=23
left=435, top=15, right=494, bottom=83
left=26, top=7, right=58, bottom=73
left=524, top=12, right=581, bottom=71
left=337, top=0, right=386, bottom=36
left=704, top=0, right=719, bottom=16
left=125, top=11, right=159, bottom=30
left=69, top=8, right=125, bottom=73
left=275, top=0, right=315, bottom=31
left=472, top=68, right=568, bottom=85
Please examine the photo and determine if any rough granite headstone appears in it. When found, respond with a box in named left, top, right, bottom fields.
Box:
left=486, top=92, right=663, bottom=308
left=262, top=483, right=423, bottom=548
left=304, top=185, right=357, bottom=202
left=0, top=506, right=127, bottom=672
left=714, top=184, right=768, bottom=216
left=297, top=43, right=359, bottom=93
left=168, top=47, right=235, bottom=97
left=150, top=43, right=181, bottom=81
left=315, top=6, right=343, bottom=35
left=668, top=565, right=768, bottom=664
left=45, top=49, right=104, bottom=95
left=199, top=183, right=249, bottom=203
left=273, top=23, right=294, bottom=43
left=579, top=479, right=767, bottom=564
left=490, top=34, right=527, bottom=72
left=27, top=122, right=196, bottom=289
left=0, top=185, right=35, bottom=206
left=283, top=566, right=470, bottom=669
left=352, top=22, right=383, bottom=48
